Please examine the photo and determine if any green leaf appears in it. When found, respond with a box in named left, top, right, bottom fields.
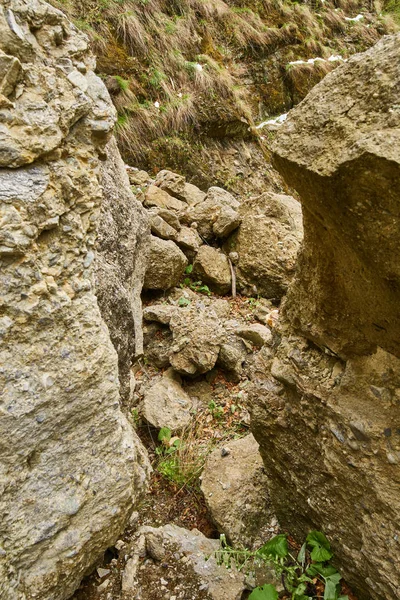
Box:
left=307, top=563, right=338, bottom=578
left=297, top=542, right=307, bottom=567
left=185, top=264, right=193, bottom=274
left=158, top=427, right=171, bottom=442
left=323, top=574, right=342, bottom=600
left=257, top=534, right=289, bottom=559
left=249, top=584, right=279, bottom=600
left=306, top=531, right=333, bottom=562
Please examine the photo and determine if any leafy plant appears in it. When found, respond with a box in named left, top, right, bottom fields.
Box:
left=208, top=400, right=224, bottom=420
left=216, top=531, right=349, bottom=600
left=178, top=296, right=191, bottom=307
left=114, top=75, right=130, bottom=91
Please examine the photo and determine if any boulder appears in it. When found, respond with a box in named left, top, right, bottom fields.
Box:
left=154, top=169, right=186, bottom=199
left=137, top=524, right=246, bottom=600
left=225, top=192, right=303, bottom=298
left=143, top=322, right=173, bottom=368
left=126, top=167, right=151, bottom=186
left=201, top=435, right=275, bottom=548
left=251, top=35, right=400, bottom=600
left=150, top=213, right=178, bottom=240
left=144, top=185, right=187, bottom=212
left=175, top=225, right=202, bottom=252
left=141, top=372, right=193, bottom=432
left=185, top=187, right=241, bottom=241
left=213, top=204, right=241, bottom=238
left=169, top=304, right=225, bottom=376
left=143, top=304, right=177, bottom=325
left=144, top=236, right=187, bottom=290
left=95, top=137, right=150, bottom=401
left=273, top=34, right=400, bottom=359
left=236, top=324, right=273, bottom=348
left=193, top=246, right=232, bottom=295
left=0, top=2, right=150, bottom=598
left=148, top=207, right=181, bottom=231
left=181, top=182, right=206, bottom=205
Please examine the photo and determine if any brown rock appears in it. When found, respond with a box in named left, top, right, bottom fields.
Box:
left=193, top=246, right=232, bottom=295
left=145, top=185, right=187, bottom=212
left=144, top=236, right=187, bottom=290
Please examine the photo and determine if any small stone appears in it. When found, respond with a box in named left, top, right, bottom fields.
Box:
left=97, top=567, right=110, bottom=578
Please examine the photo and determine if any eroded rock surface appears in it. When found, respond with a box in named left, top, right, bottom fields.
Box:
left=225, top=192, right=303, bottom=298
left=250, top=35, right=400, bottom=600
left=0, top=2, right=149, bottom=598
left=273, top=33, right=400, bottom=359
left=201, top=434, right=275, bottom=548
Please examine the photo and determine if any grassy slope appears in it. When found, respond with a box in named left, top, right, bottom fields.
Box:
left=52, top=0, right=397, bottom=192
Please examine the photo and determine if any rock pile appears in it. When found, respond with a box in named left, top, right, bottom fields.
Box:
left=128, top=167, right=303, bottom=299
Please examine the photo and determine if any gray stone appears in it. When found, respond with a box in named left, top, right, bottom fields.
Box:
left=0, top=51, right=21, bottom=96
left=141, top=375, right=193, bottom=432
left=213, top=204, right=241, bottom=238
left=181, top=182, right=206, bottom=205
left=201, top=434, right=275, bottom=548
left=236, top=324, right=273, bottom=348
left=144, top=236, right=187, bottom=290
left=143, top=304, right=177, bottom=325
left=169, top=304, right=224, bottom=376
left=95, top=137, right=150, bottom=401
left=139, top=524, right=246, bottom=600
left=175, top=225, right=202, bottom=252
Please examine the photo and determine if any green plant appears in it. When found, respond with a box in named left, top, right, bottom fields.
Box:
left=216, top=531, right=349, bottom=600
left=180, top=276, right=212, bottom=296
left=114, top=75, right=130, bottom=91
left=178, top=296, right=191, bottom=307
left=208, top=400, right=224, bottom=420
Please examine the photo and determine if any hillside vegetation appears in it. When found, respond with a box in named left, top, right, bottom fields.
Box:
left=52, top=0, right=397, bottom=190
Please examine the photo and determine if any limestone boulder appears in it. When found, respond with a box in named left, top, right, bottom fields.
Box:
left=137, top=524, right=246, bottom=600
left=225, top=192, right=303, bottom=298
left=236, top=324, right=273, bottom=348
left=272, top=34, right=400, bottom=359
left=185, top=186, right=241, bottom=241
left=95, top=137, right=150, bottom=402
left=143, top=304, right=177, bottom=325
left=169, top=303, right=225, bottom=376
left=0, top=2, right=150, bottom=598
left=150, top=213, right=178, bottom=240
left=144, top=185, right=186, bottom=212
left=154, top=169, right=186, bottom=199
left=201, top=435, right=275, bottom=548
left=144, top=236, right=187, bottom=290
left=175, top=225, right=202, bottom=253
left=182, top=182, right=206, bottom=205
left=193, top=246, right=232, bottom=295
left=141, top=371, right=193, bottom=432
left=251, top=34, right=400, bottom=600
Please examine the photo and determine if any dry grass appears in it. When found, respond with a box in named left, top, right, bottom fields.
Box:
left=50, top=0, right=397, bottom=166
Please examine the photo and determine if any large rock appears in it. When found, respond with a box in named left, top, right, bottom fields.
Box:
left=185, top=186, right=241, bottom=241
left=225, top=192, right=303, bottom=298
left=141, top=371, right=193, bottom=432
left=136, top=524, right=246, bottom=600
left=169, top=303, right=225, bottom=376
left=250, top=35, right=400, bottom=600
left=144, top=236, right=187, bottom=290
left=272, top=34, right=400, bottom=359
left=144, top=185, right=186, bottom=213
left=201, top=435, right=275, bottom=548
left=95, top=137, right=150, bottom=401
left=0, top=2, right=150, bottom=599
left=193, top=246, right=232, bottom=295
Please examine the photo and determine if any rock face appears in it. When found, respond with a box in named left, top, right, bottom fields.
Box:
left=201, top=434, right=274, bottom=548
left=0, top=2, right=149, bottom=599
left=225, top=192, right=303, bottom=298
left=96, top=137, right=150, bottom=401
left=250, top=35, right=400, bottom=600
left=272, top=34, right=400, bottom=359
